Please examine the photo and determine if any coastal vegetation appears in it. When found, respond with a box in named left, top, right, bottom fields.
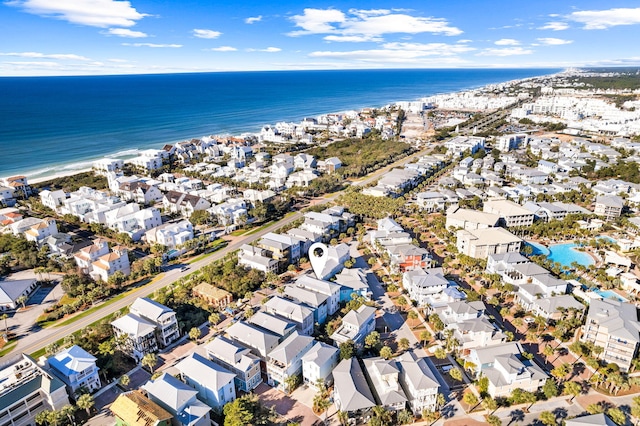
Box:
left=305, top=135, right=415, bottom=179
left=32, top=171, right=108, bottom=192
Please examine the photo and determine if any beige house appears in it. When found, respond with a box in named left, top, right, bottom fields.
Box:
left=456, top=227, right=522, bottom=259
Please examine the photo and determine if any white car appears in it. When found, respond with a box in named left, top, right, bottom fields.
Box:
left=523, top=317, right=535, bottom=324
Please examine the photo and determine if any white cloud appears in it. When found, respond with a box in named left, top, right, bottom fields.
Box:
left=568, top=7, right=640, bottom=30
left=477, top=47, right=533, bottom=56
left=382, top=42, right=475, bottom=55
left=537, top=37, right=573, bottom=45
left=309, top=48, right=469, bottom=65
left=3, top=61, right=61, bottom=67
left=289, top=8, right=346, bottom=35
left=457, top=39, right=473, bottom=44
left=6, top=0, right=147, bottom=27
left=192, top=29, right=222, bottom=39
left=122, top=43, right=182, bottom=48
left=0, top=51, right=91, bottom=60
left=208, top=46, right=237, bottom=52
left=494, top=38, right=520, bottom=46
left=106, top=28, right=147, bottom=38
left=246, top=47, right=282, bottom=52
left=324, top=35, right=382, bottom=42
left=288, top=8, right=462, bottom=39
left=245, top=15, right=262, bottom=24
left=538, top=21, right=569, bottom=31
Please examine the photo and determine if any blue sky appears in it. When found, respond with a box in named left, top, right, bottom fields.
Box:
left=1, top=0, right=640, bottom=76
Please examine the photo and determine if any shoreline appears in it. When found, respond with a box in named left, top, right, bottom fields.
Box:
left=9, top=69, right=560, bottom=183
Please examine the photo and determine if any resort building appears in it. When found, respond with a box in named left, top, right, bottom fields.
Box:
left=362, top=357, right=408, bottom=412
left=0, top=278, right=38, bottom=311
left=402, top=267, right=450, bottom=307
left=581, top=298, right=640, bottom=371
left=0, top=354, right=69, bottom=426
left=594, top=195, right=624, bottom=221
left=483, top=199, right=535, bottom=227
left=396, top=351, right=441, bottom=415
left=111, top=314, right=159, bottom=362
left=456, top=227, right=522, bottom=259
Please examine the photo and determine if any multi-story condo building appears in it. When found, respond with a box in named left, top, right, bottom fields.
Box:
left=0, top=355, right=69, bottom=426
left=581, top=298, right=640, bottom=372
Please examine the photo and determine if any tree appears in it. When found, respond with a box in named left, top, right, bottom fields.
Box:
left=208, top=312, right=221, bottom=326
left=119, top=374, right=130, bottom=389
left=539, top=411, right=556, bottom=426
left=60, top=404, right=76, bottom=426
left=434, top=347, right=447, bottom=359
left=370, top=406, right=393, bottom=426
left=339, top=340, right=355, bottom=360
left=419, top=330, right=432, bottom=345
left=482, top=397, right=497, bottom=413
left=607, top=407, right=627, bottom=426
left=16, top=295, right=27, bottom=309
left=407, top=310, right=419, bottom=327
left=397, top=409, right=413, bottom=425
left=284, top=374, right=301, bottom=394
left=551, top=363, right=571, bottom=383
left=379, top=346, right=393, bottom=360
left=365, top=331, right=381, bottom=352
left=35, top=410, right=51, bottom=426
left=76, top=393, right=94, bottom=416
left=631, top=395, right=640, bottom=420
left=449, top=368, right=462, bottom=382
left=398, top=337, right=410, bottom=352
left=542, top=379, right=559, bottom=399
left=223, top=394, right=274, bottom=426
left=313, top=392, right=331, bottom=414
left=337, top=411, right=349, bottom=426
left=563, top=381, right=582, bottom=402
left=141, top=353, right=158, bottom=372
left=486, top=415, right=501, bottom=426
left=189, top=327, right=201, bottom=341
left=463, top=392, right=478, bottom=407
left=1, top=313, right=8, bottom=335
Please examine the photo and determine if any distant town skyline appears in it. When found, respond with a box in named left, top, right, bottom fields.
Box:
left=1, top=0, right=640, bottom=76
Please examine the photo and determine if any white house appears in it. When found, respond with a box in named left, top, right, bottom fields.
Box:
left=175, top=352, right=236, bottom=413
left=205, top=336, right=262, bottom=392
left=331, top=305, right=376, bottom=347
left=302, top=341, right=339, bottom=388
left=266, top=332, right=315, bottom=393
left=47, top=345, right=101, bottom=394
left=129, top=297, right=180, bottom=348
left=142, top=373, right=211, bottom=426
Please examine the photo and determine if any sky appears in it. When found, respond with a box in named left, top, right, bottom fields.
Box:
left=1, top=0, right=640, bottom=76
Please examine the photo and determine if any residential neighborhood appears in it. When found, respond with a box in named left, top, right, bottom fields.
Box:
left=3, top=69, right=640, bottom=426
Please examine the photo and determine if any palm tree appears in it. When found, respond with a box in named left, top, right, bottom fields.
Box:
left=141, top=353, right=158, bottom=373
left=337, top=411, right=349, bottom=426
left=16, top=295, right=27, bottom=309
left=76, top=393, right=94, bottom=416
left=35, top=410, right=51, bottom=426
left=1, top=313, right=8, bottom=335
left=119, top=374, right=130, bottom=389
left=60, top=405, right=76, bottom=426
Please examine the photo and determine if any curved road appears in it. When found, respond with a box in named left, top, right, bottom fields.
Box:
left=2, top=146, right=431, bottom=363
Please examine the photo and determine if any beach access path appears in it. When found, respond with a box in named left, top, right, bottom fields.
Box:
left=1, top=144, right=431, bottom=363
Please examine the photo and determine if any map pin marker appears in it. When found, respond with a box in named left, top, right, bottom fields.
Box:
left=309, top=242, right=329, bottom=280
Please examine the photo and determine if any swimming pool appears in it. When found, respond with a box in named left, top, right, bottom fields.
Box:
left=524, top=241, right=594, bottom=268
left=592, top=288, right=627, bottom=302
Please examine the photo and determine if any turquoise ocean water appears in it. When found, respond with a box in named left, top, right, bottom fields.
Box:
left=0, top=68, right=558, bottom=179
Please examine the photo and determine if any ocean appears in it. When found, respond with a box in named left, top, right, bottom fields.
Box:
left=0, top=68, right=559, bottom=179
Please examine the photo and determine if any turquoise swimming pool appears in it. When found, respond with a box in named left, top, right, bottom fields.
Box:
left=525, top=241, right=594, bottom=268
left=592, top=288, right=627, bottom=302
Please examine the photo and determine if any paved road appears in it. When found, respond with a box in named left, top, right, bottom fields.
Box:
left=2, top=146, right=432, bottom=363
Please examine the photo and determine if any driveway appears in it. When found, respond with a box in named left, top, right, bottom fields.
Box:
left=254, top=383, right=322, bottom=426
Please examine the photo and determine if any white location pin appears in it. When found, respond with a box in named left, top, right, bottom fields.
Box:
left=309, top=242, right=329, bottom=280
